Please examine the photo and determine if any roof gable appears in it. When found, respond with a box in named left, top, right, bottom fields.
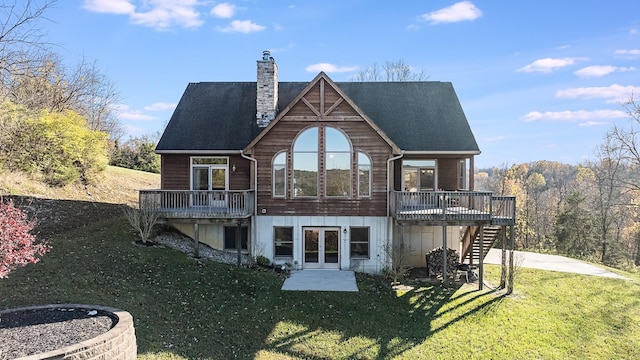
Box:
left=244, top=72, right=400, bottom=153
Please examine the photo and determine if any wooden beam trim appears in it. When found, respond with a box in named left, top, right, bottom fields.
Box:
left=301, top=97, right=321, bottom=116
left=324, top=98, right=344, bottom=116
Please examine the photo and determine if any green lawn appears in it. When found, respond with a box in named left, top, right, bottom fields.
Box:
left=1, top=208, right=639, bottom=359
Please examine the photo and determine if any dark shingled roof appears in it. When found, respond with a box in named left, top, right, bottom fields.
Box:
left=156, top=80, right=479, bottom=153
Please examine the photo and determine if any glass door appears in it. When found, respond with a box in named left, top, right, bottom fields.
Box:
left=304, top=228, right=340, bottom=269
left=191, top=166, right=227, bottom=207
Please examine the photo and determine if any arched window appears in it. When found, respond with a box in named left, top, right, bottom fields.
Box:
left=357, top=152, right=371, bottom=197
left=273, top=152, right=286, bottom=197
left=293, top=127, right=318, bottom=197
left=325, top=127, right=351, bottom=197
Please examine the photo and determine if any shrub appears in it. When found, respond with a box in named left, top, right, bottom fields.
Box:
left=256, top=255, right=270, bottom=267
left=0, top=198, right=50, bottom=278
left=123, top=206, right=160, bottom=244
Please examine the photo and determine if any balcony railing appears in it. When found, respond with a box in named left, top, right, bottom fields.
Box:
left=139, top=190, right=254, bottom=219
left=390, top=191, right=515, bottom=225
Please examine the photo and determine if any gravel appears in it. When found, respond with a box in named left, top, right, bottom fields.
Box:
left=0, top=306, right=116, bottom=359
left=152, top=230, right=253, bottom=266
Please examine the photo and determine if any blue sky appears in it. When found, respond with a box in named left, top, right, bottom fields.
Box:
left=45, top=1, right=640, bottom=168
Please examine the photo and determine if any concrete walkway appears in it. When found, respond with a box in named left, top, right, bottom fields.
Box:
left=484, top=249, right=628, bottom=280
left=281, top=270, right=359, bottom=292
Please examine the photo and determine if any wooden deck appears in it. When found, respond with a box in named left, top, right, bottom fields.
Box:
left=139, top=190, right=254, bottom=220
left=390, top=191, right=515, bottom=226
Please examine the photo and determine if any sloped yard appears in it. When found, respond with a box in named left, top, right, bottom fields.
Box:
left=1, top=168, right=640, bottom=359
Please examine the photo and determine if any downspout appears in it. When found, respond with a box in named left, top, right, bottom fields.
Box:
left=241, top=151, right=258, bottom=258
left=385, top=152, right=404, bottom=272
left=386, top=152, right=404, bottom=217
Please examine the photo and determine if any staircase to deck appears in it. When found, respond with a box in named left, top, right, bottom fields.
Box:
left=461, top=225, right=504, bottom=265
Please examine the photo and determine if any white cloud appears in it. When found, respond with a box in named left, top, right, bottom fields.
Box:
left=521, top=110, right=626, bottom=122
left=556, top=84, right=640, bottom=103
left=305, top=63, right=359, bottom=73
left=211, top=3, right=235, bottom=18
left=83, top=0, right=204, bottom=30
left=630, top=28, right=638, bottom=35
left=407, top=24, right=420, bottom=31
left=83, top=0, right=135, bottom=14
left=119, top=111, right=156, bottom=121
left=216, top=20, right=266, bottom=33
left=144, top=102, right=177, bottom=111
left=574, top=65, right=635, bottom=78
left=614, top=49, right=640, bottom=59
left=579, top=121, right=609, bottom=127
left=421, top=1, right=482, bottom=24
left=517, top=57, right=587, bottom=73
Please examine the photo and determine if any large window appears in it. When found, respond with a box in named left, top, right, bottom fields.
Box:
left=403, top=160, right=436, bottom=191
left=274, top=227, right=293, bottom=258
left=325, top=127, right=351, bottom=197
left=293, top=127, right=318, bottom=197
left=291, top=126, right=366, bottom=198
left=350, top=227, right=370, bottom=258
left=358, top=152, right=371, bottom=197
left=273, top=152, right=286, bottom=197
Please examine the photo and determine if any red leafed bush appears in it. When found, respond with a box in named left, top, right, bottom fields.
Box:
left=0, top=198, right=50, bottom=278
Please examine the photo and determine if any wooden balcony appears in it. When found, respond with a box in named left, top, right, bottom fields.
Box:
left=139, top=190, right=254, bottom=220
left=389, top=191, right=516, bottom=226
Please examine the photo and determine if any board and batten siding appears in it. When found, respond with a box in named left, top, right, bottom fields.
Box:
left=254, top=215, right=391, bottom=274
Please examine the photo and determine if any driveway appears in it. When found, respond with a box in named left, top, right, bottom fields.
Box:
left=484, top=249, right=628, bottom=280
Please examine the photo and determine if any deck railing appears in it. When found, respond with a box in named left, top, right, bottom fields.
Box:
left=139, top=190, right=254, bottom=219
left=390, top=191, right=515, bottom=224
left=491, top=195, right=517, bottom=225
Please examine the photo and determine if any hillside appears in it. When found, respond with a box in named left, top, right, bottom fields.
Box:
left=0, top=166, right=160, bottom=237
left=0, top=166, right=159, bottom=206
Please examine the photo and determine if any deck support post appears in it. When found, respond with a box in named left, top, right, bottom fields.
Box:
left=193, top=223, right=200, bottom=258
left=500, top=227, right=507, bottom=289
left=507, top=225, right=515, bottom=294
left=236, top=221, right=242, bottom=267
left=442, top=225, right=448, bottom=285
left=478, top=225, right=484, bottom=290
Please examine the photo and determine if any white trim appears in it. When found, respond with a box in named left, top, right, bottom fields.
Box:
left=401, top=150, right=481, bottom=155
left=157, top=150, right=242, bottom=155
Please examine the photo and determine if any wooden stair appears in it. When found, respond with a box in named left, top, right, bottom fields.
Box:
left=461, top=225, right=504, bottom=265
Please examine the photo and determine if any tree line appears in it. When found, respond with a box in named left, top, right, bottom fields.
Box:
left=0, top=0, right=159, bottom=187
left=477, top=99, right=640, bottom=271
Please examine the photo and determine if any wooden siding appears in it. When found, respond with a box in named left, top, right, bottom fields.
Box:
left=160, top=154, right=252, bottom=191
left=438, top=158, right=459, bottom=191
left=251, top=78, right=393, bottom=217
left=161, top=154, right=190, bottom=190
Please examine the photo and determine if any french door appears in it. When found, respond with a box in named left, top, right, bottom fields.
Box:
left=303, top=228, right=340, bottom=269
left=191, top=166, right=227, bottom=207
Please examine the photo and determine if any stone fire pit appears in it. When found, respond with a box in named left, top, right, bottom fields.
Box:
left=0, top=304, right=136, bottom=359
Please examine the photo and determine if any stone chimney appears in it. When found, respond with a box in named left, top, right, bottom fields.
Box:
left=256, top=50, right=278, bottom=128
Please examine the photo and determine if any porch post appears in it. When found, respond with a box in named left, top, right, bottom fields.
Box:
left=478, top=225, right=484, bottom=290
left=442, top=225, right=448, bottom=285
left=193, top=223, right=200, bottom=258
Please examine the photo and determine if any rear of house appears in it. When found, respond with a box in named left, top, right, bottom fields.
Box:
left=141, top=51, right=515, bottom=275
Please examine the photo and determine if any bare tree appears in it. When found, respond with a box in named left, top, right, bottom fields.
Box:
left=355, top=60, right=428, bottom=82
left=0, top=0, right=56, bottom=82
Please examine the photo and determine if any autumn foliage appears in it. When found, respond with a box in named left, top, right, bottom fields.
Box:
left=0, top=198, right=49, bottom=278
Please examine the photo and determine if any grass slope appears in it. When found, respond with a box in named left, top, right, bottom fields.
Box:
left=1, top=169, right=640, bottom=359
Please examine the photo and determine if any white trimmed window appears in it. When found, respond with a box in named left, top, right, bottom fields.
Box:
left=350, top=227, right=370, bottom=258
left=357, top=152, right=371, bottom=197
left=274, top=227, right=293, bottom=258
left=273, top=152, right=286, bottom=197
left=293, top=127, right=319, bottom=197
